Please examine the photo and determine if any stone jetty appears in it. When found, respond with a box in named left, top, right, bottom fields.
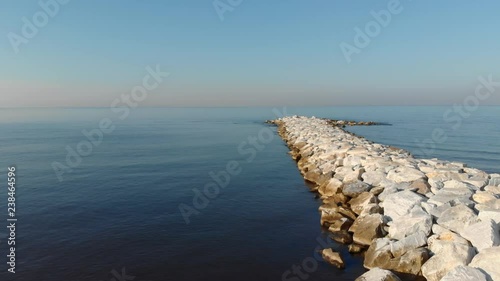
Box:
left=269, top=116, right=500, bottom=281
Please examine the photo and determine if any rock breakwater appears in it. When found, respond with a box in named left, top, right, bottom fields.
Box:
left=270, top=116, right=500, bottom=281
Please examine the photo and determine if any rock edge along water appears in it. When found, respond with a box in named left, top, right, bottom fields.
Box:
left=269, top=116, right=500, bottom=281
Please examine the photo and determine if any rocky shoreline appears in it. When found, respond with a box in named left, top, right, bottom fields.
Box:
left=269, top=116, right=500, bottom=281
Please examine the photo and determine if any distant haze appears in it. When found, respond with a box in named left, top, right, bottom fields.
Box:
left=1, top=1, right=499, bottom=107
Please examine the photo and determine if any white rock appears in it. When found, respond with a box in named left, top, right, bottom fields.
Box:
left=390, top=231, right=427, bottom=257
left=437, top=204, right=479, bottom=233
left=388, top=205, right=432, bottom=240
left=382, top=190, right=426, bottom=221
left=469, top=246, right=500, bottom=281
left=440, top=265, right=490, bottom=281
left=387, top=166, right=426, bottom=183
left=479, top=209, right=500, bottom=225
left=355, top=268, right=402, bottom=281
left=362, top=171, right=387, bottom=186
left=460, top=220, right=500, bottom=252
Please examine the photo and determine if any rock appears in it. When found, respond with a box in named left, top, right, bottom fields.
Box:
left=359, top=203, right=383, bottom=216
left=362, top=171, right=387, bottom=186
left=489, top=174, right=500, bottom=186
left=387, top=166, right=426, bottom=183
left=443, top=180, right=477, bottom=190
left=343, top=180, right=372, bottom=197
left=437, top=204, right=479, bottom=233
left=349, top=214, right=385, bottom=246
left=382, top=190, right=426, bottom=221
left=344, top=168, right=365, bottom=183
left=328, top=217, right=353, bottom=232
left=440, top=265, right=490, bottom=281
left=348, top=243, right=366, bottom=254
left=472, top=191, right=497, bottom=203
left=320, top=210, right=345, bottom=226
left=370, top=186, right=385, bottom=196
left=388, top=205, right=432, bottom=240
left=349, top=192, right=378, bottom=215
left=394, top=247, right=429, bottom=275
left=390, top=231, right=428, bottom=258
left=319, top=178, right=343, bottom=197
left=469, top=246, right=500, bottom=281
left=479, top=209, right=500, bottom=225
left=321, top=248, right=345, bottom=269
left=355, top=268, right=402, bottom=281
left=364, top=238, right=394, bottom=270
left=330, top=230, right=353, bottom=244
left=460, top=220, right=500, bottom=252
left=428, top=188, right=474, bottom=207
left=421, top=237, right=476, bottom=281
left=485, top=185, right=500, bottom=195
left=409, top=179, right=431, bottom=195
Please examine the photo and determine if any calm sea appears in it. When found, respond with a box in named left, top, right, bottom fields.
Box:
left=0, top=107, right=498, bottom=281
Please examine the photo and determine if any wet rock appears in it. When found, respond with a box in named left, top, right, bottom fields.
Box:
left=348, top=243, right=366, bottom=254
left=321, top=248, right=345, bottom=269
left=330, top=230, right=353, bottom=244
left=328, top=217, right=353, bottom=232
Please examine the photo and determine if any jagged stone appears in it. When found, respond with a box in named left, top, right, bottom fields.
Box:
left=437, top=204, right=479, bottom=233
left=390, top=231, right=428, bottom=258
left=343, top=180, right=372, bottom=197
left=440, top=265, right=490, bottom=281
left=349, top=214, right=385, bottom=246
left=460, top=219, right=500, bottom=252
left=349, top=192, right=378, bottom=215
left=387, top=166, right=426, bottom=183
left=469, top=246, right=500, bottom=281
left=321, top=248, right=345, bottom=269
left=355, top=268, right=402, bottom=281
left=382, top=190, right=426, bottom=221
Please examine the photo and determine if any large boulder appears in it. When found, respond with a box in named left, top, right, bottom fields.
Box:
left=355, top=268, right=401, bottom=281
left=382, top=190, right=427, bottom=221
left=460, top=219, right=500, bottom=252
left=440, top=265, right=491, bottom=281
left=469, top=246, right=500, bottom=281
left=388, top=205, right=432, bottom=240
left=437, top=204, right=479, bottom=233
left=421, top=236, right=476, bottom=281
left=318, top=178, right=343, bottom=197
left=349, top=192, right=378, bottom=215
left=479, top=209, right=500, bottom=225
left=390, top=231, right=428, bottom=258
left=343, top=180, right=372, bottom=197
left=362, top=171, right=387, bottom=186
left=387, top=166, right=426, bottom=183
left=349, top=214, right=385, bottom=246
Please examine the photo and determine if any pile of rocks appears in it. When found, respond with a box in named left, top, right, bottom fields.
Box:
left=271, top=116, right=500, bottom=281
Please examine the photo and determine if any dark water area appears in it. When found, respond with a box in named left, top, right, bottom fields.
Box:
left=0, top=107, right=498, bottom=281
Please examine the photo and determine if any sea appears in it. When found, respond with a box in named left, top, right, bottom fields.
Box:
left=0, top=106, right=498, bottom=281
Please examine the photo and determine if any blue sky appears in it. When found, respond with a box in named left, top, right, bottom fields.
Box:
left=1, top=0, right=500, bottom=106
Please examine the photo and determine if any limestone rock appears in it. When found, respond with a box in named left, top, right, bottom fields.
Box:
left=479, top=209, right=500, bottom=225
left=440, top=265, right=490, bottom=281
left=355, top=268, right=402, bottom=281
left=469, top=246, right=500, bottom=281
left=349, top=192, right=378, bottom=215
left=350, top=214, right=385, bottom=246
left=437, top=204, right=479, bottom=233
left=319, top=178, right=343, bottom=197
left=460, top=220, right=500, bottom=252
left=387, top=166, right=426, bottom=183
left=388, top=205, right=432, bottom=240
left=343, top=180, right=372, bottom=197
left=321, top=248, right=345, bottom=269
left=362, top=171, right=387, bottom=186
left=382, top=190, right=426, bottom=221
left=390, top=231, right=428, bottom=258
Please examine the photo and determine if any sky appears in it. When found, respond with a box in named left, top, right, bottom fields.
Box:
left=1, top=0, right=500, bottom=107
